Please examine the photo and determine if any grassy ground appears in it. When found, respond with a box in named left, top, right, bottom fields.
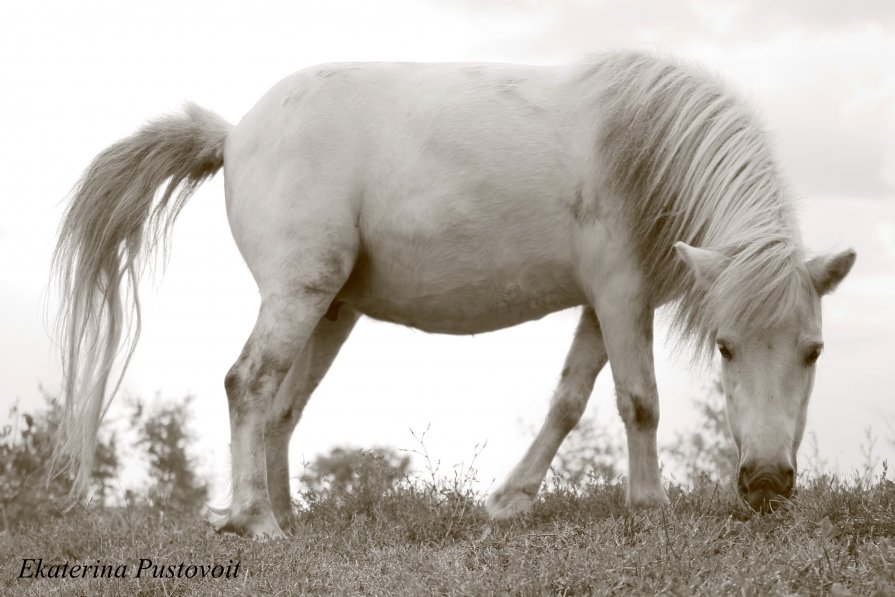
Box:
left=2, top=474, right=894, bottom=596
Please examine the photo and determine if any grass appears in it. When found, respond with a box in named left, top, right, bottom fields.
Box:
left=3, top=469, right=894, bottom=596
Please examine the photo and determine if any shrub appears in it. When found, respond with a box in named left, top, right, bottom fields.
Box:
left=0, top=394, right=118, bottom=530
left=299, top=446, right=410, bottom=518
left=550, top=415, right=623, bottom=490
left=665, top=376, right=738, bottom=485
left=129, top=396, right=208, bottom=513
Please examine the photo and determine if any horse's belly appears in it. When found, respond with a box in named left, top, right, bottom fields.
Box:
left=337, top=194, right=585, bottom=333
left=338, top=254, right=584, bottom=334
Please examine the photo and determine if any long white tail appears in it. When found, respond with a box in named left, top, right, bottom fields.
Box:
left=51, top=103, right=233, bottom=496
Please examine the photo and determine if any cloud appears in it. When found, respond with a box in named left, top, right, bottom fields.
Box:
left=694, top=27, right=895, bottom=199
left=878, top=150, right=895, bottom=193
left=879, top=223, right=895, bottom=258
left=442, top=0, right=895, bottom=53
left=439, top=1, right=895, bottom=200
left=708, top=0, right=895, bottom=32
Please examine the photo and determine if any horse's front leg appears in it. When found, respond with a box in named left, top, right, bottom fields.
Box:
left=591, top=272, right=669, bottom=508
left=487, top=307, right=607, bottom=519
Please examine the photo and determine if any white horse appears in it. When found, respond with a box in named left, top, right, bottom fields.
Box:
left=52, top=50, right=855, bottom=538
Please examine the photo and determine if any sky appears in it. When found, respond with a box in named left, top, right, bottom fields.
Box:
left=1, top=1, right=893, bottom=497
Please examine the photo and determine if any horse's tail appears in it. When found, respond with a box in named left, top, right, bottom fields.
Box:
left=51, top=103, right=233, bottom=496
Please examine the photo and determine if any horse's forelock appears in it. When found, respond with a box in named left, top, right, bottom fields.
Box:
left=707, top=243, right=812, bottom=342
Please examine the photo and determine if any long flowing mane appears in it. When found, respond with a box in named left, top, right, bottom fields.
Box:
left=591, top=51, right=809, bottom=359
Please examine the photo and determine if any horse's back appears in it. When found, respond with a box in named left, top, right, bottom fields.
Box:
left=227, top=60, right=581, bottom=177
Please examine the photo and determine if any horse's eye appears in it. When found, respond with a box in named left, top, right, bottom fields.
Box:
left=718, top=343, right=732, bottom=361
left=805, top=346, right=822, bottom=366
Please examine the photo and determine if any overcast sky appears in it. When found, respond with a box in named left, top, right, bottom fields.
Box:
left=1, top=1, right=893, bottom=495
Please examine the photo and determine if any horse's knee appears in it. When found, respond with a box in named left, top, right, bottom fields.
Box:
left=551, top=361, right=599, bottom=432
left=224, top=364, right=242, bottom=400
left=551, top=391, right=588, bottom=434
left=616, top=389, right=659, bottom=431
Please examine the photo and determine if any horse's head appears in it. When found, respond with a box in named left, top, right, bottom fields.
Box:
left=674, top=242, right=856, bottom=512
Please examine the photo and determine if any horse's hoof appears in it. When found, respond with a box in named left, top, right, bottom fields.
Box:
left=486, top=487, right=536, bottom=520
left=626, top=485, right=670, bottom=509
left=207, top=507, right=285, bottom=539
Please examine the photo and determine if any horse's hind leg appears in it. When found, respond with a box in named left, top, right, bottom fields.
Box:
left=215, top=236, right=357, bottom=537
left=487, top=307, right=607, bottom=519
left=216, top=294, right=335, bottom=538
left=264, top=308, right=359, bottom=529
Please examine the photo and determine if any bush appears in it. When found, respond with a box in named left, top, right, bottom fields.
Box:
left=0, top=394, right=118, bottom=530
left=298, top=432, right=488, bottom=545
left=129, top=396, right=208, bottom=513
left=665, top=376, right=738, bottom=485
left=299, top=446, right=410, bottom=518
left=550, top=415, right=623, bottom=489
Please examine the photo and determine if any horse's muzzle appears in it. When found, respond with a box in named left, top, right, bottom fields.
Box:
left=737, top=462, right=795, bottom=512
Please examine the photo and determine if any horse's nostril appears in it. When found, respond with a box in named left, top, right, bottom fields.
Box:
left=738, top=462, right=796, bottom=506
left=737, top=463, right=755, bottom=495
left=779, top=466, right=795, bottom=496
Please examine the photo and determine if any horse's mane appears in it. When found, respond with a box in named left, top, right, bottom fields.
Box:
left=591, top=50, right=808, bottom=360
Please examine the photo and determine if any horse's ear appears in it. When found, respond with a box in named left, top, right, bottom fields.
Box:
left=807, top=249, right=856, bottom=296
left=673, top=242, right=723, bottom=287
